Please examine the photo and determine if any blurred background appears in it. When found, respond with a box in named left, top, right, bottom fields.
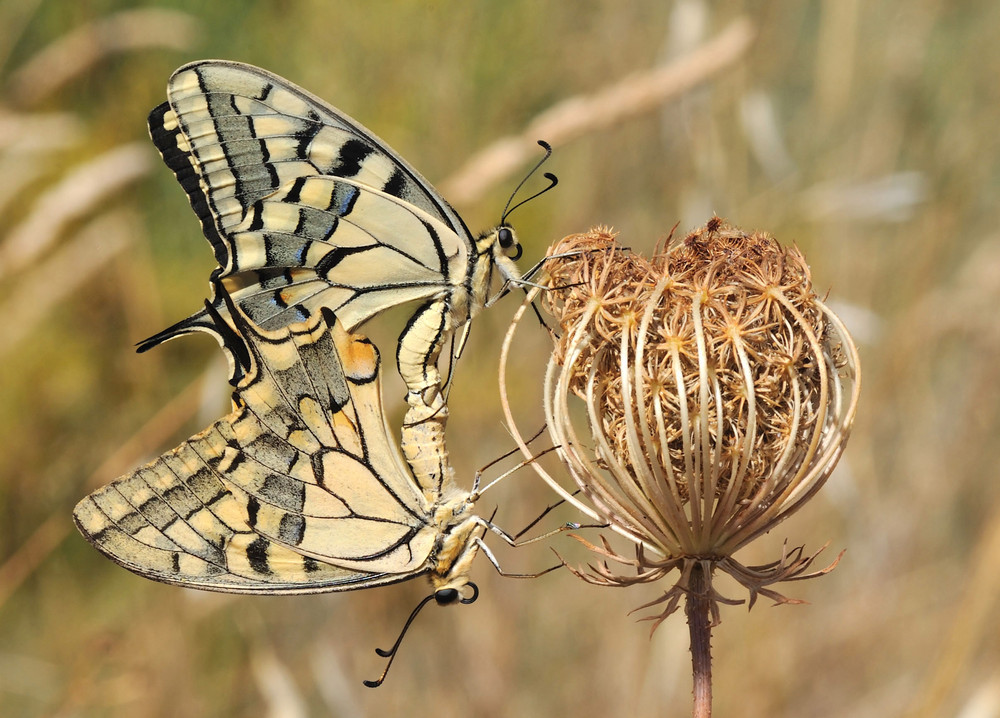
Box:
left=1, top=1, right=998, bottom=716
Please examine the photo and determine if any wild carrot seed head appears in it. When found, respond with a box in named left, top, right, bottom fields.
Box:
left=520, top=220, right=860, bottom=626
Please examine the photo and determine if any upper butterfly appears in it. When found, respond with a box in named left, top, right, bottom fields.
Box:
left=139, top=60, right=553, bottom=502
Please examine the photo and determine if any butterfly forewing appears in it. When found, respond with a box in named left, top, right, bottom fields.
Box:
left=166, top=61, right=463, bottom=226
left=144, top=60, right=474, bottom=351
left=224, top=176, right=466, bottom=332
left=74, top=307, right=443, bottom=593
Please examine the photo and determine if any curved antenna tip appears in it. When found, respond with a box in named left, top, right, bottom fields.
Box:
left=501, top=140, right=558, bottom=224
left=460, top=581, right=480, bottom=605
left=363, top=592, right=437, bottom=688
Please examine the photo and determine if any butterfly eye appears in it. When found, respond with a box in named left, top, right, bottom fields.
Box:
left=434, top=588, right=460, bottom=606
left=497, top=226, right=522, bottom=260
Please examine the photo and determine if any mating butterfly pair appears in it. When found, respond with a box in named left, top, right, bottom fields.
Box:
left=73, top=61, right=554, bottom=684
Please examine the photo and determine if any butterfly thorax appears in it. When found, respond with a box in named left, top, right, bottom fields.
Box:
left=427, top=495, right=481, bottom=594
left=470, top=226, right=523, bottom=318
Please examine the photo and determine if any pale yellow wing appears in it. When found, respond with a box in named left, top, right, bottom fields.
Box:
left=135, top=60, right=526, bottom=509
left=74, top=307, right=439, bottom=594
left=139, top=59, right=473, bottom=354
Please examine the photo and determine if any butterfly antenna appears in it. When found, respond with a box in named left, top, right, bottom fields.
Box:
left=363, top=592, right=437, bottom=688
left=500, top=140, right=558, bottom=225
left=363, top=582, right=481, bottom=688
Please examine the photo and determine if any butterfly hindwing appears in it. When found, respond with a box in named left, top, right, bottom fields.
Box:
left=74, top=308, right=440, bottom=593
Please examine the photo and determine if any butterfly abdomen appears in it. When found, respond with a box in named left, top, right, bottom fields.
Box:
left=395, top=295, right=462, bottom=500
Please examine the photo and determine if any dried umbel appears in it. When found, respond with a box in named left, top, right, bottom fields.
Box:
left=501, top=220, right=861, bottom=629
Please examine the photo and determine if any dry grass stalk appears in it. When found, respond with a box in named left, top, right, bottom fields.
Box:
left=0, top=209, right=137, bottom=357
left=6, top=9, right=201, bottom=107
left=0, top=143, right=150, bottom=281
left=440, top=18, right=755, bottom=206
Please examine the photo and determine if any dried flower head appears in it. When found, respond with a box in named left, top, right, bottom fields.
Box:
left=501, top=220, right=861, bottom=630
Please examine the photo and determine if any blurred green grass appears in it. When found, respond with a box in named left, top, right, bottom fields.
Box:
left=2, top=1, right=1000, bottom=716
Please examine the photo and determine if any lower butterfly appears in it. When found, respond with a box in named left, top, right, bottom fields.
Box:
left=73, top=295, right=536, bottom=685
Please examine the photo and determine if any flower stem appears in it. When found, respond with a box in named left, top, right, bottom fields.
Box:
left=686, top=561, right=713, bottom=717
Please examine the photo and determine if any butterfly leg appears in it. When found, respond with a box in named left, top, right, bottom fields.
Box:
left=471, top=515, right=605, bottom=549
left=471, top=536, right=562, bottom=579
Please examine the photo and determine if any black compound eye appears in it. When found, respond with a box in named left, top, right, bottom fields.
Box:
left=434, top=588, right=460, bottom=606
left=497, top=226, right=514, bottom=249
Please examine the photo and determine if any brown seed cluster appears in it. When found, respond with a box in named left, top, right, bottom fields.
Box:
left=543, top=221, right=827, bottom=511
left=504, top=219, right=860, bottom=623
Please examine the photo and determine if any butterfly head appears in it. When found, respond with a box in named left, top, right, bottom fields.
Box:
left=426, top=504, right=484, bottom=601
left=433, top=583, right=479, bottom=607
left=497, top=224, right=522, bottom=260
left=478, top=223, right=523, bottom=263
left=365, top=581, right=479, bottom=688
left=487, top=140, right=559, bottom=272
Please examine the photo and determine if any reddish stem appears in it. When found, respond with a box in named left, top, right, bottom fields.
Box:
left=686, top=561, right=713, bottom=718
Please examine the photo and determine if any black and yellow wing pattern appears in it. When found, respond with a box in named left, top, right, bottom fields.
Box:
left=140, top=59, right=530, bottom=498
left=140, top=60, right=523, bottom=364
left=74, top=304, right=483, bottom=595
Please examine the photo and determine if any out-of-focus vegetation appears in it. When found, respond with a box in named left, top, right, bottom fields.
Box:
left=2, top=1, right=999, bottom=716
